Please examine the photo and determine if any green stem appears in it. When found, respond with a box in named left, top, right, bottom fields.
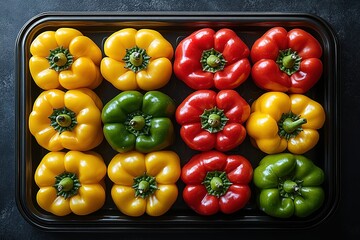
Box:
left=58, top=177, right=74, bottom=192
left=130, top=52, right=143, bottom=67
left=282, top=54, right=297, bottom=69
left=283, top=180, right=298, bottom=193
left=282, top=118, right=307, bottom=134
left=206, top=55, right=221, bottom=68
left=276, top=48, right=302, bottom=75
left=138, top=180, right=150, bottom=194
left=200, top=48, right=227, bottom=73
left=278, top=111, right=307, bottom=140
left=133, top=173, right=158, bottom=198
left=278, top=178, right=303, bottom=200
left=49, top=107, right=77, bottom=134
left=202, top=171, right=232, bottom=198
left=123, top=46, right=151, bottom=72
left=47, top=46, right=73, bottom=72
left=56, top=114, right=72, bottom=127
left=208, top=113, right=221, bottom=128
left=200, top=107, right=228, bottom=133
left=210, top=176, right=223, bottom=191
left=125, top=111, right=152, bottom=136
left=53, top=172, right=81, bottom=199
left=53, top=53, right=68, bottom=67
left=129, top=115, right=146, bottom=131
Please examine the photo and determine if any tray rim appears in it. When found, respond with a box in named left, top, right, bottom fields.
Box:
left=15, top=11, right=341, bottom=232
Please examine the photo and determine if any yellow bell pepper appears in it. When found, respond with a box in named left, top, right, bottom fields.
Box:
left=34, top=151, right=106, bottom=216
left=101, top=28, right=174, bottom=91
left=29, top=27, right=103, bottom=90
left=246, top=92, right=325, bottom=154
left=107, top=151, right=181, bottom=217
left=28, top=88, right=103, bottom=151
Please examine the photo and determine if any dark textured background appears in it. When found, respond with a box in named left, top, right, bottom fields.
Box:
left=1, top=0, right=359, bottom=239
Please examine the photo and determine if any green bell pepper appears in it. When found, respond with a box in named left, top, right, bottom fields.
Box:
left=101, top=90, right=176, bottom=153
left=253, top=153, right=325, bottom=218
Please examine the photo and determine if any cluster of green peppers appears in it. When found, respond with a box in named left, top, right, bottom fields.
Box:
left=28, top=26, right=327, bottom=219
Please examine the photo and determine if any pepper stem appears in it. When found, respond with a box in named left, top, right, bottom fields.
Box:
left=210, top=176, right=223, bottom=191
left=138, top=180, right=150, bottom=194
left=123, top=46, right=151, bottom=73
left=283, top=180, right=298, bottom=193
left=47, top=46, right=73, bottom=72
left=130, top=52, right=143, bottom=67
left=278, top=178, right=303, bottom=200
left=53, top=53, right=68, bottom=67
left=200, top=107, right=228, bottom=133
left=282, top=117, right=307, bottom=134
left=49, top=107, right=77, bottom=134
left=53, top=172, right=81, bottom=199
left=202, top=171, right=232, bottom=198
left=125, top=111, right=152, bottom=136
left=56, top=114, right=72, bottom=127
left=133, top=173, right=158, bottom=199
left=129, top=115, right=146, bottom=131
left=278, top=111, right=307, bottom=140
left=58, top=177, right=74, bottom=192
left=208, top=113, right=221, bottom=128
left=282, top=54, right=297, bottom=69
left=276, top=48, right=302, bottom=75
left=207, top=55, right=221, bottom=68
left=200, top=48, right=227, bottom=73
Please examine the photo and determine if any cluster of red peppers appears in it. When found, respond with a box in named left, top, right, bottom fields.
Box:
left=174, top=27, right=326, bottom=218
left=28, top=26, right=326, bottom=219
left=174, top=28, right=254, bottom=215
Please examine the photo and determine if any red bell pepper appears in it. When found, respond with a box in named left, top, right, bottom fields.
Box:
left=173, top=28, right=251, bottom=90
left=175, top=89, right=250, bottom=152
left=181, top=151, right=253, bottom=215
left=250, top=27, right=323, bottom=93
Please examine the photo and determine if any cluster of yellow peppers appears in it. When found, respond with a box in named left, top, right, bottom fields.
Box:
left=29, top=27, right=180, bottom=217
left=28, top=27, right=326, bottom=217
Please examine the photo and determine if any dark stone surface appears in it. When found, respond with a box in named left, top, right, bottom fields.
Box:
left=1, top=0, right=359, bottom=239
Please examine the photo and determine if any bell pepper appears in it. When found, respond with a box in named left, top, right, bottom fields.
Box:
left=34, top=151, right=107, bottom=216
left=175, top=89, right=250, bottom=152
left=28, top=88, right=103, bottom=151
left=100, top=28, right=174, bottom=91
left=174, top=28, right=251, bottom=90
left=108, top=151, right=181, bottom=217
left=181, top=151, right=253, bottom=215
left=250, top=27, right=323, bottom=93
left=246, top=92, right=325, bottom=154
left=253, top=153, right=325, bottom=218
left=29, top=27, right=103, bottom=90
left=101, top=90, right=175, bottom=153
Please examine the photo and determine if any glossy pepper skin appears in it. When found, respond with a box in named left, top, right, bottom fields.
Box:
left=108, top=151, right=181, bottom=217
left=102, top=90, right=175, bottom=153
left=246, top=92, right=325, bottom=154
left=176, top=89, right=250, bottom=152
left=34, top=151, right=107, bottom=216
left=253, top=153, right=325, bottom=218
left=29, top=28, right=103, bottom=90
left=28, top=88, right=103, bottom=151
left=251, top=27, right=323, bottom=93
left=174, top=28, right=251, bottom=90
left=101, top=28, right=174, bottom=91
left=181, top=151, right=253, bottom=215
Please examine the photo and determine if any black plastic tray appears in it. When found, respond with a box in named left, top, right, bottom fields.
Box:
left=15, top=12, right=340, bottom=231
